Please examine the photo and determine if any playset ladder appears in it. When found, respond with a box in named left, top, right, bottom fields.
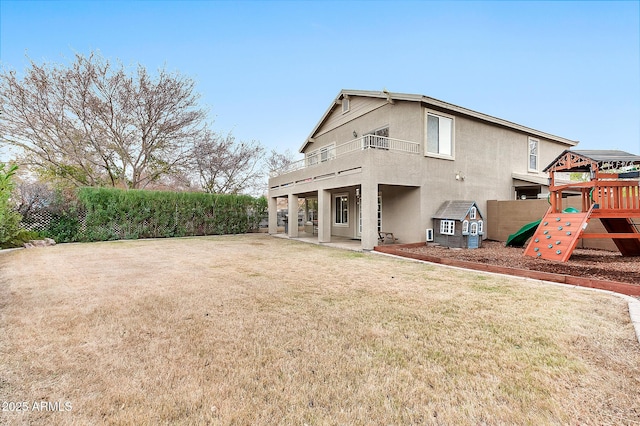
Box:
left=524, top=207, right=592, bottom=262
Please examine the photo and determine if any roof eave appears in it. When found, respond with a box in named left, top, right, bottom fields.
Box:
left=419, top=96, right=578, bottom=147
left=299, top=89, right=579, bottom=153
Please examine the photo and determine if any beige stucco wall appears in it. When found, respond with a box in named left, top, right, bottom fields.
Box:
left=380, top=185, right=421, bottom=243
left=269, top=95, right=575, bottom=248
left=486, top=198, right=640, bottom=251
left=308, top=101, right=424, bottom=154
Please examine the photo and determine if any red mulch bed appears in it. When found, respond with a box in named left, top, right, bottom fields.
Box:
left=375, top=241, right=640, bottom=296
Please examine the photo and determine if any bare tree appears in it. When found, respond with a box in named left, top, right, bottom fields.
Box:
left=0, top=52, right=208, bottom=189
left=191, top=131, right=265, bottom=194
left=14, top=178, right=55, bottom=218
left=265, top=148, right=297, bottom=174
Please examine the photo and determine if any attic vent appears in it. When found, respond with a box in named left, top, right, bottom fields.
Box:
left=342, top=97, right=350, bottom=113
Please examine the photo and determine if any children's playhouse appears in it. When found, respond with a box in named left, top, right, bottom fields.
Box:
left=432, top=200, right=484, bottom=249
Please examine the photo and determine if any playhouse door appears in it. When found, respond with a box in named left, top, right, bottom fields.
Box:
left=468, top=222, right=479, bottom=249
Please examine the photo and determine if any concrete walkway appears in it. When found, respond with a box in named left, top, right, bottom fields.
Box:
left=271, top=232, right=363, bottom=251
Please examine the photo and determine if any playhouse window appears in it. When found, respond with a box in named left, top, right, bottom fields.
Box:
left=440, top=220, right=455, bottom=235
left=462, top=220, right=469, bottom=235
left=426, top=112, right=453, bottom=158
left=478, top=220, right=484, bottom=235
left=529, top=137, right=539, bottom=171
left=470, top=222, right=478, bottom=235
left=470, top=207, right=477, bottom=220
left=334, top=194, right=349, bottom=225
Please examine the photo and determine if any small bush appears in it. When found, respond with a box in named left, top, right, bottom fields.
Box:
left=0, top=229, right=41, bottom=249
left=0, top=164, right=23, bottom=248
left=42, top=212, right=81, bottom=243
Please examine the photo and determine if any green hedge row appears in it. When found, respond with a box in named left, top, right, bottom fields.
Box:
left=78, top=187, right=267, bottom=241
left=42, top=188, right=267, bottom=242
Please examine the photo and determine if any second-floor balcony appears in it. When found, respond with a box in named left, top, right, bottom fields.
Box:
left=270, top=135, right=421, bottom=178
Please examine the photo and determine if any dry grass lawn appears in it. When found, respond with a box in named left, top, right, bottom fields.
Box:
left=1, top=234, right=639, bottom=425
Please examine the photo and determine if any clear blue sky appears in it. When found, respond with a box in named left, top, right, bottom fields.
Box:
left=1, top=0, right=639, bottom=158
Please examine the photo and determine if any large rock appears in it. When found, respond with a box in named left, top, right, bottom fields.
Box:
left=24, top=239, right=56, bottom=248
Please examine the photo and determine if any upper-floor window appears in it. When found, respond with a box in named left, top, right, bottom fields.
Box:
left=306, top=150, right=318, bottom=166
left=365, top=126, right=389, bottom=149
left=305, top=149, right=320, bottom=166
left=469, top=206, right=477, bottom=220
left=528, top=137, right=539, bottom=171
left=306, top=143, right=335, bottom=165
left=320, top=144, right=335, bottom=162
left=426, top=112, right=454, bottom=158
left=342, top=97, right=350, bottom=113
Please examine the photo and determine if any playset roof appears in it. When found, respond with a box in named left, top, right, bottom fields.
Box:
left=432, top=200, right=482, bottom=221
left=544, top=149, right=640, bottom=173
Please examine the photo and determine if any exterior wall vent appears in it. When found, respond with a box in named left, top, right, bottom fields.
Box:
left=426, top=228, right=434, bottom=242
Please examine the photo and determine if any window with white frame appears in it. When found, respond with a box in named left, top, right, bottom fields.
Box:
left=426, top=112, right=454, bottom=157
left=320, top=143, right=335, bottom=162
left=478, top=220, right=484, bottom=235
left=342, top=97, right=350, bottom=113
left=306, top=143, right=335, bottom=165
left=470, top=206, right=477, bottom=220
left=365, top=126, right=389, bottom=149
left=320, top=146, right=329, bottom=162
left=470, top=222, right=478, bottom=235
left=528, top=137, right=539, bottom=171
left=462, top=220, right=469, bottom=235
left=440, top=220, right=455, bottom=235
left=306, top=150, right=318, bottom=166
left=334, top=194, right=348, bottom=225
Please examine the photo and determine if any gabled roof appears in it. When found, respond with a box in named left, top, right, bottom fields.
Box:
left=543, top=149, right=640, bottom=173
left=300, top=89, right=578, bottom=152
left=433, top=200, right=483, bottom=221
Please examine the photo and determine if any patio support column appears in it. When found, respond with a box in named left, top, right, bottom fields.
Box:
left=288, top=193, right=299, bottom=238
left=318, top=189, right=331, bottom=243
left=361, top=180, right=378, bottom=250
left=268, top=196, right=278, bottom=234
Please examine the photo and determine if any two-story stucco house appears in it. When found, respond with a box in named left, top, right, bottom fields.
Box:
left=268, top=89, right=577, bottom=250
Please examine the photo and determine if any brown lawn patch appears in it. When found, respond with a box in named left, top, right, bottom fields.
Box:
left=0, top=235, right=639, bottom=425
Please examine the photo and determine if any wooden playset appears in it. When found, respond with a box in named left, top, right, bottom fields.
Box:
left=524, top=150, right=640, bottom=262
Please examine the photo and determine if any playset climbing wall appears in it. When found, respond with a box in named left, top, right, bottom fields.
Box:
left=523, top=209, right=591, bottom=262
